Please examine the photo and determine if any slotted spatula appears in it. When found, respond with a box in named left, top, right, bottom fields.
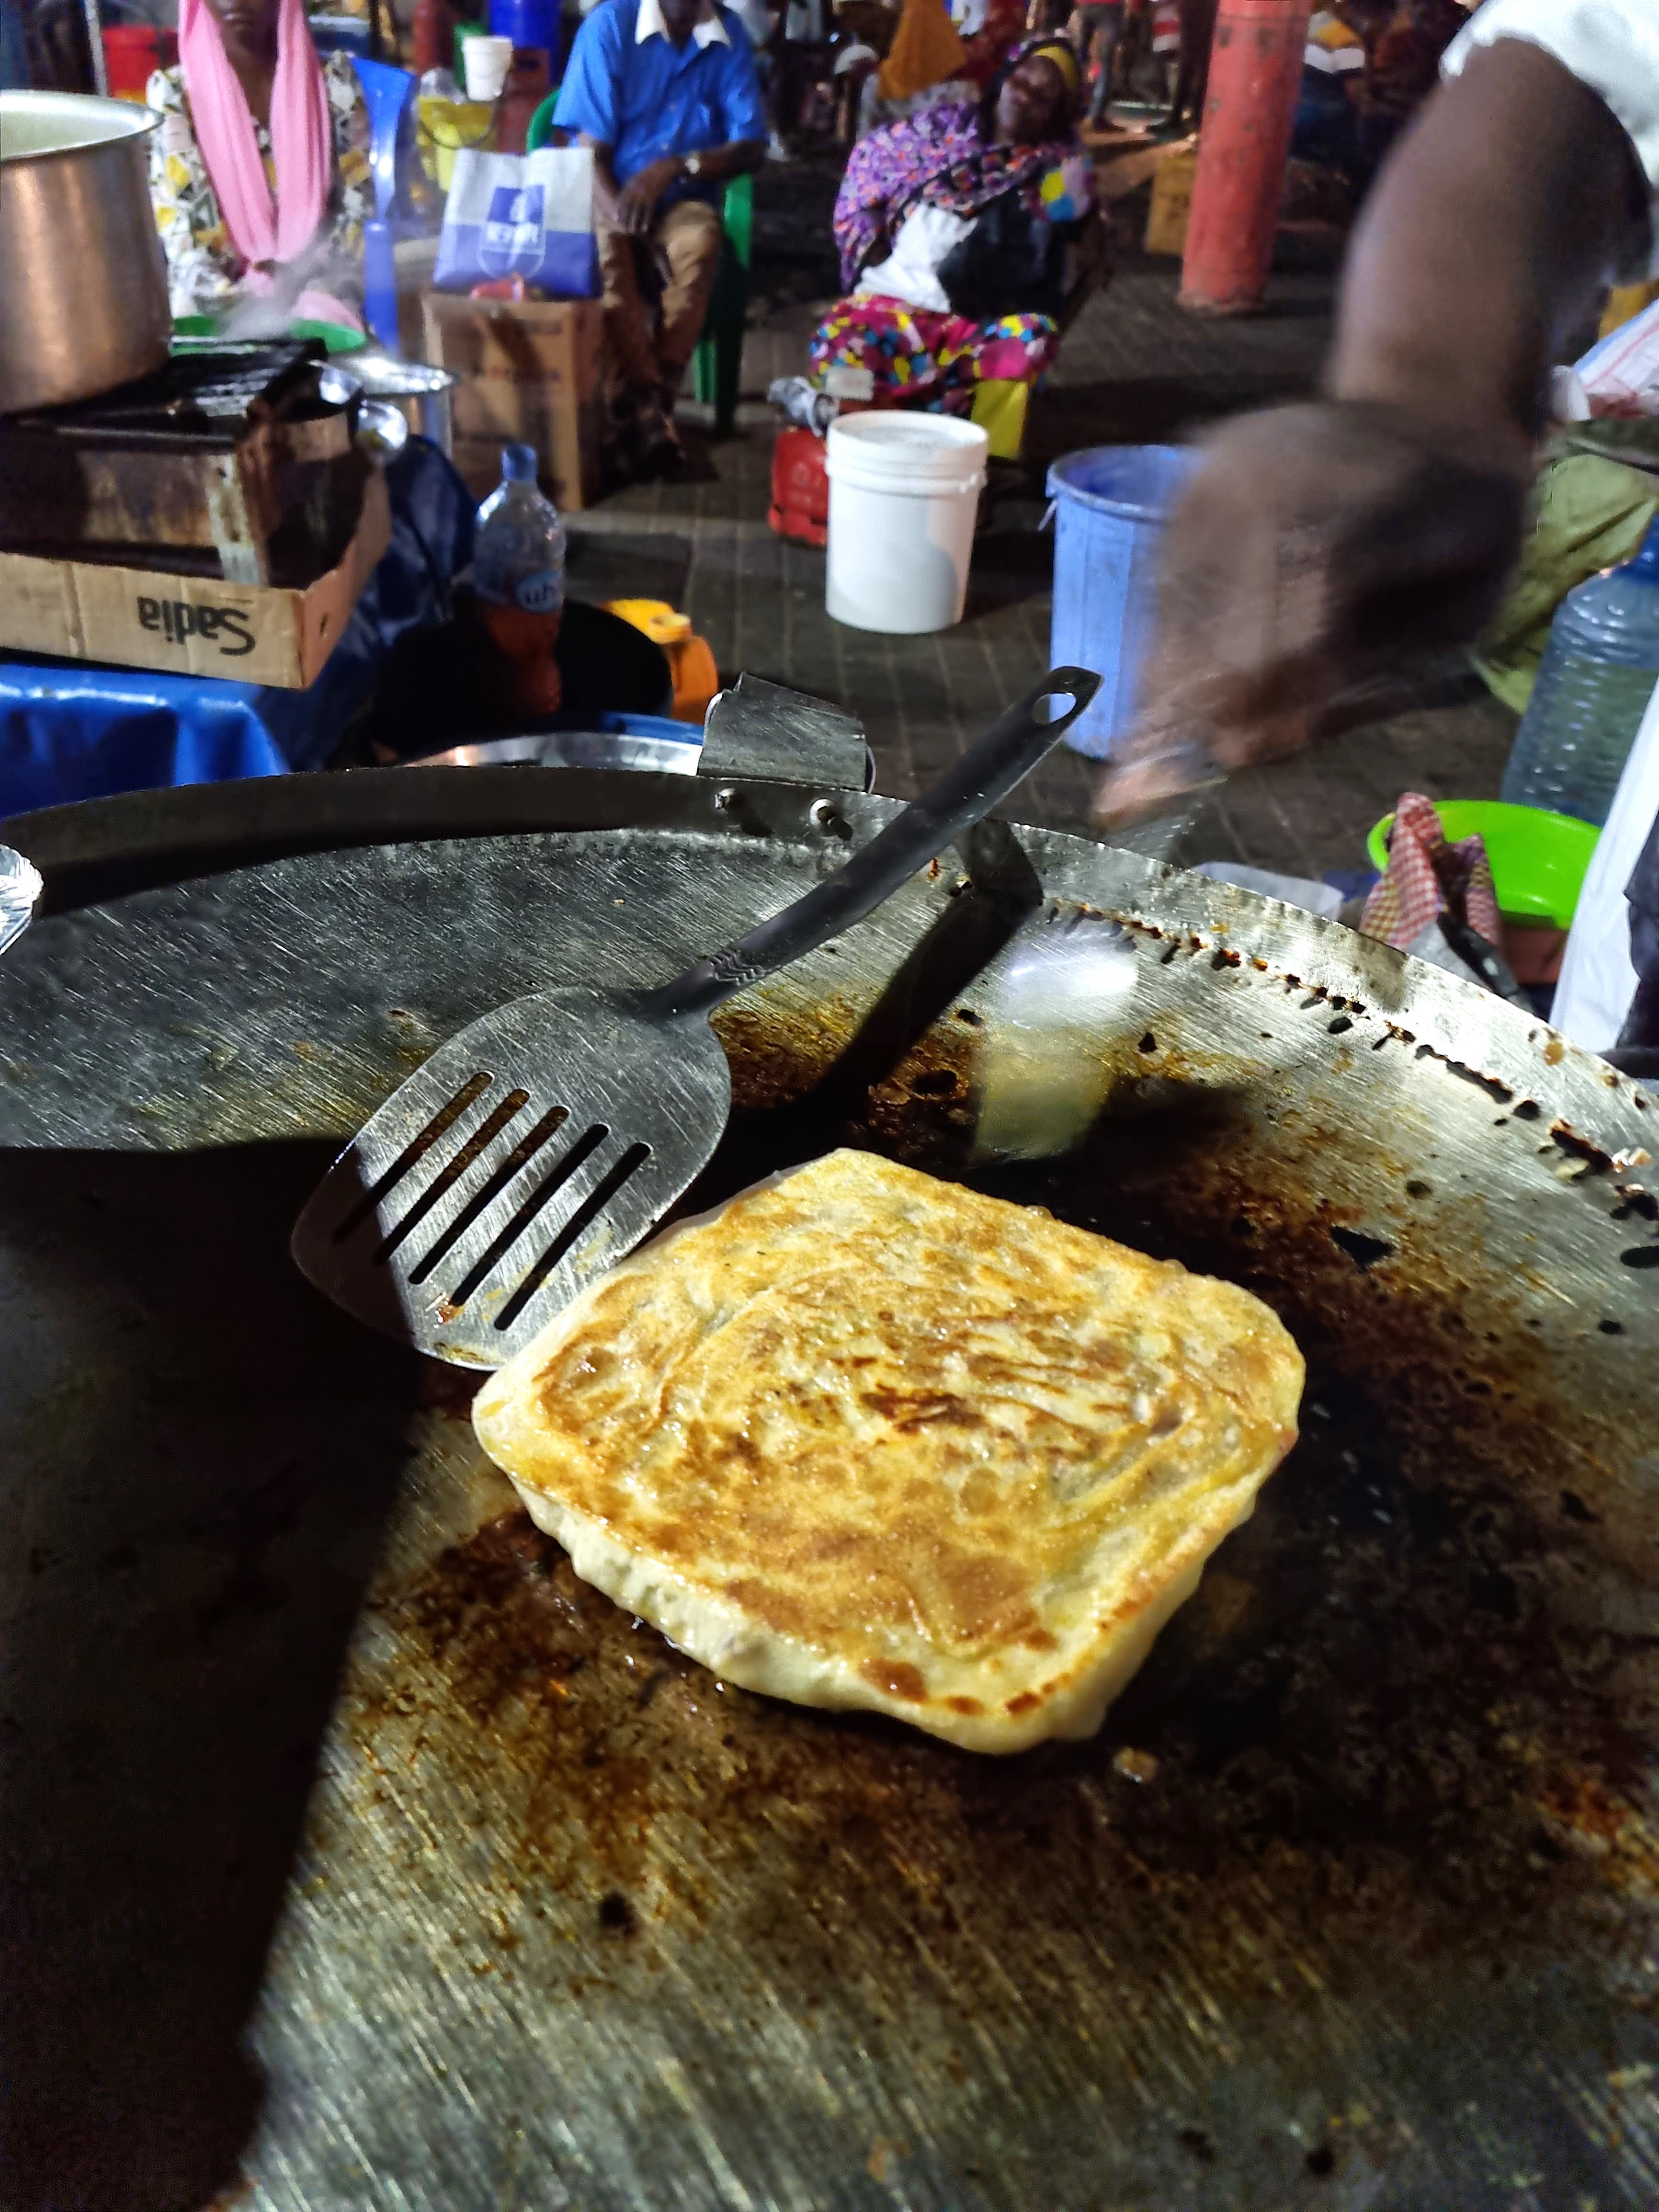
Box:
left=292, top=667, right=1098, bottom=1365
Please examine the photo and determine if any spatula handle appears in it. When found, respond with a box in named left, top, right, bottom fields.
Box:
left=648, top=667, right=1100, bottom=1023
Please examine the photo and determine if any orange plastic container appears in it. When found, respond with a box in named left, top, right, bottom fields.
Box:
left=604, top=600, right=719, bottom=725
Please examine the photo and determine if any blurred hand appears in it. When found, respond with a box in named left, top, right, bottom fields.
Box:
left=1092, top=400, right=1531, bottom=825
left=614, top=157, right=686, bottom=234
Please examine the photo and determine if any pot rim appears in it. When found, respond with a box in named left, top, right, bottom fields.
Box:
left=0, top=88, right=161, bottom=165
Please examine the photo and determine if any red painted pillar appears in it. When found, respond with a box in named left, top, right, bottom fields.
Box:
left=1178, top=0, right=1311, bottom=314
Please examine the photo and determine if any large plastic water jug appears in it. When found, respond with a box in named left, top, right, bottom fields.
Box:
left=1501, top=513, right=1659, bottom=827
left=1046, top=444, right=1201, bottom=759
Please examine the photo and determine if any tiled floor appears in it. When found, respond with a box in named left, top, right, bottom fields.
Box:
left=566, top=192, right=1518, bottom=884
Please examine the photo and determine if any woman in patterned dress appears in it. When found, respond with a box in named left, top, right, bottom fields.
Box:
left=147, top=0, right=372, bottom=325
left=810, top=41, right=1097, bottom=415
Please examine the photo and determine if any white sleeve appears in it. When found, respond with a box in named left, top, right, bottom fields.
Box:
left=1546, top=682, right=1659, bottom=1049
left=1443, top=0, right=1659, bottom=209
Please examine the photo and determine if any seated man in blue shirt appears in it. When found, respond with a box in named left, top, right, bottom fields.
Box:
left=556, top=0, right=767, bottom=475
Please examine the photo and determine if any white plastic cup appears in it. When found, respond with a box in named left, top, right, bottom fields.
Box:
left=824, top=411, right=989, bottom=634
left=463, top=34, right=514, bottom=99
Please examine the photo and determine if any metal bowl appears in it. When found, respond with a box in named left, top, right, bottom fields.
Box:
left=348, top=353, right=460, bottom=399
left=317, top=364, right=364, bottom=408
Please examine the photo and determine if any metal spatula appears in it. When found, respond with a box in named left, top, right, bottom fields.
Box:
left=292, top=667, right=1099, bottom=1366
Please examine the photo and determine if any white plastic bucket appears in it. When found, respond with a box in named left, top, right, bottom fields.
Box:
left=824, top=412, right=989, bottom=634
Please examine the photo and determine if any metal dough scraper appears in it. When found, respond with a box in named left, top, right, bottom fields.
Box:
left=293, top=667, right=1098, bottom=1367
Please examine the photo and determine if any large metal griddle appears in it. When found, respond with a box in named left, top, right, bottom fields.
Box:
left=3, top=759, right=1659, bottom=2212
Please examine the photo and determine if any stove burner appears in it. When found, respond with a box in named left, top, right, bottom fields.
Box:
left=0, top=342, right=368, bottom=587
left=5, top=341, right=322, bottom=439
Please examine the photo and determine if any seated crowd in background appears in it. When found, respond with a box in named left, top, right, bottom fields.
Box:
left=810, top=39, right=1101, bottom=435
left=102, top=0, right=1471, bottom=492
left=838, top=0, right=1048, bottom=141
left=1290, top=0, right=1468, bottom=198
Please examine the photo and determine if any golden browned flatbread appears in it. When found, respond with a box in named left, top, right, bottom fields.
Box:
left=473, top=1150, right=1303, bottom=1752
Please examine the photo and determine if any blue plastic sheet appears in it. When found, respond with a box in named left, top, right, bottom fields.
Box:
left=0, top=438, right=476, bottom=818
left=0, top=665, right=295, bottom=816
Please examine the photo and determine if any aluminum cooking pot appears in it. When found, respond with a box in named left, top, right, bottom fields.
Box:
left=0, top=91, right=173, bottom=414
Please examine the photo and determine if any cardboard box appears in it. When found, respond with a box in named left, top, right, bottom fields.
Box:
left=1144, top=146, right=1198, bottom=259
left=0, top=467, right=391, bottom=690
left=423, top=292, right=603, bottom=510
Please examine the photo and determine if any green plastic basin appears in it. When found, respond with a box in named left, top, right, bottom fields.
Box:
left=172, top=315, right=365, bottom=354
left=1365, top=800, right=1601, bottom=930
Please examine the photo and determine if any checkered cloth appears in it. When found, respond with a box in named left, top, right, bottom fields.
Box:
left=1361, top=792, right=1503, bottom=950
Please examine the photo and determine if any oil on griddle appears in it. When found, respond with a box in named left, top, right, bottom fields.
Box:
left=2, top=810, right=1657, bottom=2209
left=277, top=903, right=1659, bottom=2208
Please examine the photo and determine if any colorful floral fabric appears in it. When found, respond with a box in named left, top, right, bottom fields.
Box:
left=146, top=51, right=371, bottom=315
left=809, top=293, right=1059, bottom=410
left=832, top=95, right=1091, bottom=287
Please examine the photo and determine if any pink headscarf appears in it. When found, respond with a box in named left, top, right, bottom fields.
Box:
left=177, top=0, right=332, bottom=281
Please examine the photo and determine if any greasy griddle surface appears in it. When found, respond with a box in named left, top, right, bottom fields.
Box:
left=274, top=996, right=1659, bottom=2208
left=3, top=818, right=1658, bottom=2209
left=397, top=1381, right=1650, bottom=1977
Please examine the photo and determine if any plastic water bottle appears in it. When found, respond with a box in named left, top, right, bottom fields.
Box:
left=1501, top=514, right=1659, bottom=826
left=474, top=444, right=567, bottom=717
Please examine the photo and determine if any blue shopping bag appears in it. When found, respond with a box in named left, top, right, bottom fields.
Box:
left=435, top=147, right=599, bottom=297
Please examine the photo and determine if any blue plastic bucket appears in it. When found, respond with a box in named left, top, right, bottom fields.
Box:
left=1046, top=444, right=1201, bottom=759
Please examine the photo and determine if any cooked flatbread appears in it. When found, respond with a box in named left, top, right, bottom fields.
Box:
left=472, top=1149, right=1303, bottom=1753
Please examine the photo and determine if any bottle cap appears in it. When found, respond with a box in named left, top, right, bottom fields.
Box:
left=502, top=444, right=539, bottom=483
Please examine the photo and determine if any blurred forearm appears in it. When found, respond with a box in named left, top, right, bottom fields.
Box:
left=1329, top=38, right=1648, bottom=463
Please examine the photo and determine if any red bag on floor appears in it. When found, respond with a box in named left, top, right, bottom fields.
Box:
left=769, top=426, right=830, bottom=550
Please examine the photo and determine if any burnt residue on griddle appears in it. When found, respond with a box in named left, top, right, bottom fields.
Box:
left=1551, top=1122, right=1616, bottom=1175
left=399, top=1511, right=588, bottom=1721
left=344, top=940, right=1659, bottom=2041
left=371, top=1332, right=1659, bottom=2022
left=1413, top=1047, right=1514, bottom=1106
left=367, top=1259, right=1659, bottom=2026
left=1328, top=1224, right=1396, bottom=1271
left=375, top=1512, right=667, bottom=1900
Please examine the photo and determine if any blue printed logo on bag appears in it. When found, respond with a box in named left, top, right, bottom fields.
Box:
left=435, top=147, right=600, bottom=298
left=481, top=183, right=547, bottom=277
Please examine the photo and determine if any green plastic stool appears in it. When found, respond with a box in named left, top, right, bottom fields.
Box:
left=693, top=171, right=753, bottom=438
left=526, top=89, right=560, bottom=147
